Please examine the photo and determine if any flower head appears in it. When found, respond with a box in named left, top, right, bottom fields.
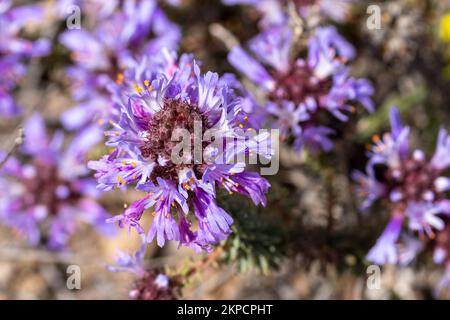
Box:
left=228, top=24, right=373, bottom=153
left=89, top=53, right=272, bottom=252
left=354, top=107, right=450, bottom=274
left=223, top=0, right=358, bottom=27
left=59, top=0, right=180, bottom=130
left=108, top=238, right=179, bottom=300
left=0, top=1, right=50, bottom=117
left=0, top=113, right=113, bottom=250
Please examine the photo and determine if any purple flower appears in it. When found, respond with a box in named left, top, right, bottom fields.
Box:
left=59, top=0, right=180, bottom=130
left=89, top=53, right=272, bottom=252
left=435, top=265, right=450, bottom=298
left=301, top=0, right=357, bottom=23
left=107, top=235, right=147, bottom=276
left=228, top=25, right=373, bottom=153
left=0, top=113, right=113, bottom=250
left=222, top=0, right=358, bottom=27
left=432, top=222, right=450, bottom=297
left=354, top=107, right=450, bottom=281
left=0, top=1, right=50, bottom=117
left=366, top=214, right=403, bottom=265
left=127, top=270, right=178, bottom=300
left=55, top=0, right=119, bottom=20
left=351, top=170, right=385, bottom=211
left=107, top=237, right=179, bottom=300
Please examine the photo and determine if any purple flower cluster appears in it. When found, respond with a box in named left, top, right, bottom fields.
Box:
left=59, top=0, right=180, bottom=131
left=0, top=0, right=50, bottom=117
left=89, top=52, right=272, bottom=252
left=0, top=113, right=112, bottom=250
left=223, top=0, right=358, bottom=26
left=228, top=24, right=374, bottom=153
left=354, top=107, right=450, bottom=295
left=108, top=238, right=178, bottom=300
left=56, top=0, right=182, bottom=18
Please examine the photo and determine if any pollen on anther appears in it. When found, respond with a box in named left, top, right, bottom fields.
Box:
left=116, top=73, right=124, bottom=84
left=372, top=135, right=380, bottom=143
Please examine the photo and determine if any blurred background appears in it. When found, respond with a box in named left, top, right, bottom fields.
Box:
left=1, top=0, right=450, bottom=299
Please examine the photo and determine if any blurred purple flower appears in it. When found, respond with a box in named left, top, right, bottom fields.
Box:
left=89, top=53, right=272, bottom=252
left=59, top=0, right=180, bottom=131
left=354, top=107, right=450, bottom=295
left=228, top=24, right=373, bottom=153
left=107, top=237, right=179, bottom=300
left=0, top=0, right=50, bottom=117
left=107, top=235, right=147, bottom=276
left=0, top=113, right=113, bottom=250
left=223, top=0, right=358, bottom=27
left=433, top=222, right=450, bottom=297
left=435, top=265, right=450, bottom=298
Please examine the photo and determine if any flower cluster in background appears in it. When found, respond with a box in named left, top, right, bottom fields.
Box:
left=0, top=0, right=50, bottom=117
left=58, top=0, right=180, bottom=132
left=228, top=24, right=373, bottom=153
left=440, top=12, right=450, bottom=43
left=354, top=107, right=450, bottom=296
left=108, top=238, right=180, bottom=300
left=223, top=0, right=357, bottom=27
left=0, top=113, right=112, bottom=250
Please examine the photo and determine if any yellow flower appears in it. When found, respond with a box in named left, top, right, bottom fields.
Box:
left=440, top=13, right=450, bottom=42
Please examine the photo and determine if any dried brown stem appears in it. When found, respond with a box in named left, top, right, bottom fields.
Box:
left=183, top=246, right=224, bottom=279
left=0, top=127, right=25, bottom=170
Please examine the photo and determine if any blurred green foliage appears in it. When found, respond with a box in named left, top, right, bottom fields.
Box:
left=357, top=85, right=427, bottom=139
left=217, top=181, right=290, bottom=275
